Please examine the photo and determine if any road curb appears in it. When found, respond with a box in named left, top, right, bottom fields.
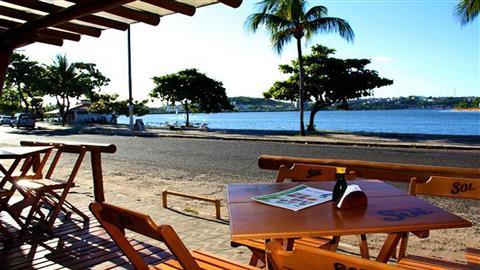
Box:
left=80, top=128, right=479, bottom=151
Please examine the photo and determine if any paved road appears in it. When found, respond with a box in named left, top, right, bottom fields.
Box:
left=1, top=126, right=478, bottom=182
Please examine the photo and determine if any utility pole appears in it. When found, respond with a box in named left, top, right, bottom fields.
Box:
left=127, top=25, right=134, bottom=130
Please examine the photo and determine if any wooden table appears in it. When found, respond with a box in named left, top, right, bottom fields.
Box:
left=227, top=180, right=472, bottom=263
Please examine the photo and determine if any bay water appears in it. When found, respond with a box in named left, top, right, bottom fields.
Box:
left=118, top=110, right=480, bottom=136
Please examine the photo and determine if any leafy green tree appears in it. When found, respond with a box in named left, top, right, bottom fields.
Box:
left=264, top=45, right=393, bottom=131
left=456, top=0, right=479, bottom=25
left=5, top=53, right=46, bottom=117
left=43, top=54, right=109, bottom=126
left=246, top=0, right=354, bottom=135
left=150, top=69, right=232, bottom=127
left=0, top=85, right=21, bottom=114
left=88, top=93, right=149, bottom=118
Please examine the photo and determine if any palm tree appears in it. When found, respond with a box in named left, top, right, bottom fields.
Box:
left=246, top=0, right=354, bottom=136
left=456, top=0, right=479, bottom=25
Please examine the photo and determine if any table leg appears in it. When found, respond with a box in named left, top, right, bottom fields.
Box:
left=359, top=234, right=370, bottom=259
left=91, top=151, right=105, bottom=202
left=376, top=233, right=404, bottom=263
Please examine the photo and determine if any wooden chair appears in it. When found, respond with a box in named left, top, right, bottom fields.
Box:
left=0, top=188, right=15, bottom=241
left=89, top=202, right=259, bottom=270
left=14, top=145, right=88, bottom=231
left=266, top=241, right=405, bottom=270
left=231, top=163, right=367, bottom=266
left=396, top=176, right=480, bottom=268
left=276, top=163, right=357, bottom=183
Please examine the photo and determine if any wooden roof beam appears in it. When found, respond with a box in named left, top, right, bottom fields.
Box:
left=141, top=0, right=195, bottom=16
left=0, top=0, right=137, bottom=48
left=218, top=0, right=243, bottom=8
left=36, top=34, right=64, bottom=47
left=0, top=18, right=80, bottom=42
left=2, top=0, right=129, bottom=31
left=67, top=0, right=161, bottom=26
left=0, top=6, right=102, bottom=37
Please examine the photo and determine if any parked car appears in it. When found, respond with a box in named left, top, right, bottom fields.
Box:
left=10, top=113, right=35, bottom=129
left=0, top=115, right=13, bottom=125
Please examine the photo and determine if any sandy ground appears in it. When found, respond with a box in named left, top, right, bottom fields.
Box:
left=3, top=153, right=478, bottom=264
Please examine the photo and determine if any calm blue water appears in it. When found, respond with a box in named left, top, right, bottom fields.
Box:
left=118, top=110, right=480, bottom=136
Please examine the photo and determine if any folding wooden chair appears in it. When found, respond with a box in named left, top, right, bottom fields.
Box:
left=0, top=188, right=16, bottom=241
left=396, top=176, right=480, bottom=268
left=266, top=241, right=405, bottom=270
left=14, top=145, right=88, bottom=231
left=231, top=163, right=367, bottom=266
left=89, top=202, right=260, bottom=270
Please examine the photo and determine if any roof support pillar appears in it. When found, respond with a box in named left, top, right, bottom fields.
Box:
left=0, top=46, right=13, bottom=96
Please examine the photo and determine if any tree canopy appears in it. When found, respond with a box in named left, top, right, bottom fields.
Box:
left=246, top=0, right=354, bottom=135
left=264, top=44, right=393, bottom=131
left=43, top=54, right=109, bottom=125
left=88, top=93, right=149, bottom=118
left=150, top=69, right=232, bottom=127
left=5, top=53, right=46, bottom=117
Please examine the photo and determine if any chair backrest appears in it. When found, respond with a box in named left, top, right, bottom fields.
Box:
left=266, top=241, right=404, bottom=270
left=89, top=202, right=200, bottom=270
left=276, top=163, right=356, bottom=183
left=409, top=176, right=480, bottom=200
left=44, top=145, right=87, bottom=184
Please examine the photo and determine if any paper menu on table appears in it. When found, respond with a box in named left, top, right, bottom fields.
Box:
left=252, top=184, right=332, bottom=211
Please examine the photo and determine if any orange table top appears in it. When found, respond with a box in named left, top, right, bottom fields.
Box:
left=227, top=180, right=472, bottom=241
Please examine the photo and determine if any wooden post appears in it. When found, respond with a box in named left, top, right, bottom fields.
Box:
left=91, top=151, right=105, bottom=202
left=0, top=47, right=13, bottom=96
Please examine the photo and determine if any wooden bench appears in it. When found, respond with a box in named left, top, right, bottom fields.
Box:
left=89, top=202, right=260, bottom=270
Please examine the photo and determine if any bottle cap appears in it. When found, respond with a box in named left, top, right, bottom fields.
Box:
left=336, top=167, right=346, bottom=174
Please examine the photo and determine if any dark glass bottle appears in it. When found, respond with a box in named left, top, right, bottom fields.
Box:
left=332, top=167, right=348, bottom=203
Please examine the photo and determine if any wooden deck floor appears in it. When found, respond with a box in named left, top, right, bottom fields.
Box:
left=0, top=207, right=173, bottom=269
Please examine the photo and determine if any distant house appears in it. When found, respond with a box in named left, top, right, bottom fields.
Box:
left=45, top=100, right=116, bottom=124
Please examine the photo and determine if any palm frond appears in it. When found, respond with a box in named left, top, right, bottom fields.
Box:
left=455, top=0, right=479, bottom=25
left=305, top=5, right=328, bottom=21
left=271, top=28, right=294, bottom=54
left=245, top=12, right=292, bottom=33
left=307, top=17, right=354, bottom=42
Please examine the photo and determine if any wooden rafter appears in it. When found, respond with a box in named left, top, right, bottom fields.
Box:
left=67, top=0, right=161, bottom=26
left=0, top=6, right=102, bottom=38
left=142, top=0, right=196, bottom=16
left=218, top=0, right=242, bottom=8
left=0, top=19, right=81, bottom=42
left=0, top=0, right=243, bottom=95
left=0, top=0, right=139, bottom=48
left=2, top=0, right=129, bottom=31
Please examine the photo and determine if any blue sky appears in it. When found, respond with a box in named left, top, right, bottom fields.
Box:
left=22, top=0, right=479, bottom=102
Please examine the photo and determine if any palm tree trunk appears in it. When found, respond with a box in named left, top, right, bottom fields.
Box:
left=296, top=37, right=306, bottom=136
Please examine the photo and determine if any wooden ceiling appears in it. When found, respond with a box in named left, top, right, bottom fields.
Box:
left=0, top=0, right=242, bottom=94
left=0, top=0, right=242, bottom=48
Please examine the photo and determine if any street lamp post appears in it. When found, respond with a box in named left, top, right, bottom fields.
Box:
left=127, top=25, right=134, bottom=130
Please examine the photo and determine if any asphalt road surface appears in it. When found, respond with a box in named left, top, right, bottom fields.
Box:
left=1, top=126, right=478, bottom=182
